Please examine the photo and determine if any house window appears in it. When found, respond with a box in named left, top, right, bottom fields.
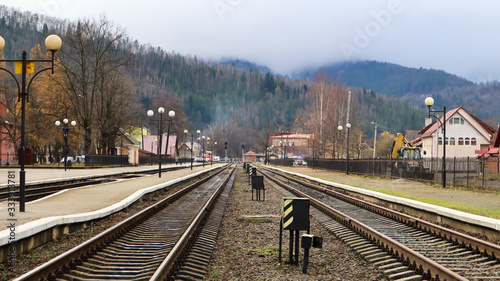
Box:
left=445, top=137, right=449, bottom=145
left=438, top=137, right=442, bottom=145
left=471, top=138, right=477, bottom=146
left=465, top=137, right=470, bottom=145
left=454, top=117, right=459, bottom=124
left=450, top=137, right=455, bottom=145
left=458, top=137, right=464, bottom=145
left=451, top=117, right=464, bottom=125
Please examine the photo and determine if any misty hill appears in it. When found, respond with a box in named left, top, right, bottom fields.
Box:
left=0, top=6, right=449, bottom=153
left=217, top=58, right=272, bottom=74
left=295, top=60, right=475, bottom=98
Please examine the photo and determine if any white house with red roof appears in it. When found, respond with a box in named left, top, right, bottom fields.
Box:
left=417, top=106, right=496, bottom=159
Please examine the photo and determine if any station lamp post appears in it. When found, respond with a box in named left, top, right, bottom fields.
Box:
left=425, top=97, right=446, bottom=188
left=206, top=137, right=211, bottom=165
left=196, top=130, right=201, bottom=165
left=0, top=34, right=62, bottom=212
left=346, top=123, right=351, bottom=175
left=337, top=125, right=343, bottom=160
left=213, top=141, right=217, bottom=165
left=201, top=135, right=206, bottom=167
left=279, top=141, right=283, bottom=165
left=147, top=107, right=175, bottom=178
left=184, top=129, right=196, bottom=170
left=338, top=124, right=351, bottom=174
left=55, top=119, right=76, bottom=171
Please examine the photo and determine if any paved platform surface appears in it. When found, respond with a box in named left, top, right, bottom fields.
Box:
left=0, top=164, right=221, bottom=244
left=0, top=165, right=175, bottom=185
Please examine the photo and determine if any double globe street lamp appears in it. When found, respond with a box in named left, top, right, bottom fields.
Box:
left=0, top=34, right=62, bottom=212
left=55, top=119, right=77, bottom=171
left=147, top=107, right=175, bottom=178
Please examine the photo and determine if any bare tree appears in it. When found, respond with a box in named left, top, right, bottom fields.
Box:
left=0, top=81, right=21, bottom=160
left=56, top=15, right=131, bottom=154
left=301, top=71, right=352, bottom=159
left=207, top=120, right=236, bottom=157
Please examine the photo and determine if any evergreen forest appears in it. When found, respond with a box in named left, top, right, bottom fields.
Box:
left=1, top=6, right=495, bottom=160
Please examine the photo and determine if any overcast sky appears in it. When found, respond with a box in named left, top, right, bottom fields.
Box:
left=3, top=0, right=500, bottom=82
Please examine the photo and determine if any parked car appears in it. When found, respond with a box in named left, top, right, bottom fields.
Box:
left=60, top=156, right=74, bottom=163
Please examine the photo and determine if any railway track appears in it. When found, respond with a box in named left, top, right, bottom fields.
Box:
left=13, top=165, right=235, bottom=281
left=260, top=166, right=500, bottom=281
left=0, top=166, right=184, bottom=202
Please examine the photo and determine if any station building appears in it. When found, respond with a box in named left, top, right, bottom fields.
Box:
left=268, top=132, right=313, bottom=159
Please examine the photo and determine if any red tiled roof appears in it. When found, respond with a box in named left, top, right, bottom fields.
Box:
left=488, top=147, right=499, bottom=154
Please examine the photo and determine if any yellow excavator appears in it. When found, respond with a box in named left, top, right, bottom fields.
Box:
left=391, top=133, right=423, bottom=177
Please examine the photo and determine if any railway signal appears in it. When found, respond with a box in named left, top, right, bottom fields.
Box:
left=278, top=197, right=310, bottom=265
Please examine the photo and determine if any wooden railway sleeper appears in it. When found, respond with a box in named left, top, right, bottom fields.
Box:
left=263, top=166, right=500, bottom=264
left=260, top=167, right=469, bottom=281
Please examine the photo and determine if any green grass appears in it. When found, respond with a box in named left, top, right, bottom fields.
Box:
left=240, top=245, right=280, bottom=257
left=416, top=198, right=500, bottom=219
left=206, top=266, right=221, bottom=279
left=360, top=186, right=500, bottom=219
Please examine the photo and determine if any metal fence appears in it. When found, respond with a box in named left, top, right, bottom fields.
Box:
left=0, top=153, right=17, bottom=166
left=85, top=155, right=129, bottom=167
left=269, top=158, right=294, bottom=167
left=270, top=157, right=500, bottom=190
left=139, top=156, right=179, bottom=165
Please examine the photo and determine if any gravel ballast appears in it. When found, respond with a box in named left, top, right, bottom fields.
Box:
left=205, top=167, right=389, bottom=280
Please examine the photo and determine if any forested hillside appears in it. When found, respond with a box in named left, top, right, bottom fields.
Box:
left=129, top=47, right=308, bottom=130
left=0, top=5, right=433, bottom=157
left=295, top=60, right=500, bottom=126
left=296, top=60, right=474, bottom=98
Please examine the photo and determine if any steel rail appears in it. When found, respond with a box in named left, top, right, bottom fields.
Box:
left=267, top=167, right=500, bottom=261
left=260, top=167, right=468, bottom=281
left=13, top=166, right=226, bottom=281
left=149, top=166, right=234, bottom=280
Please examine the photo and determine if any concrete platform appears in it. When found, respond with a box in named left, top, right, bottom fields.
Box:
left=0, top=165, right=177, bottom=185
left=0, top=164, right=222, bottom=248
